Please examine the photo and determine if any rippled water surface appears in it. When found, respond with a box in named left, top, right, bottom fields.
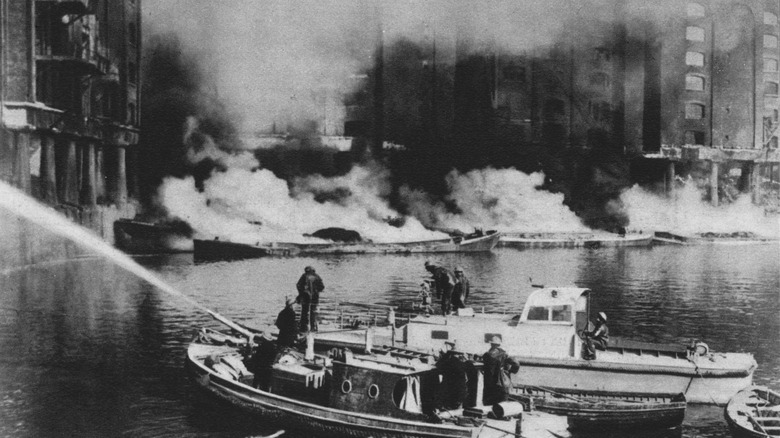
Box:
left=0, top=243, right=778, bottom=437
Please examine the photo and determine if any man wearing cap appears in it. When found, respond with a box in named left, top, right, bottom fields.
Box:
left=435, top=341, right=472, bottom=410
left=482, top=336, right=520, bottom=406
left=296, top=266, right=325, bottom=332
left=452, top=267, right=470, bottom=310
left=582, top=312, right=609, bottom=360
left=424, top=261, right=456, bottom=315
left=275, top=296, right=298, bottom=349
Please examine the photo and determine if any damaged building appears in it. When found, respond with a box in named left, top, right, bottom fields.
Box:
left=0, top=0, right=141, bottom=241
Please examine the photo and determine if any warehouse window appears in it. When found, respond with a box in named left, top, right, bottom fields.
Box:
left=684, top=130, right=705, bottom=145
left=686, top=27, right=705, bottom=42
left=766, top=58, right=779, bottom=72
left=687, top=3, right=705, bottom=17
left=686, top=52, right=705, bottom=67
left=766, top=81, right=779, bottom=96
left=765, top=35, right=778, bottom=48
left=766, top=12, right=778, bottom=26
left=128, top=23, right=137, bottom=46
left=685, top=103, right=705, bottom=119
left=686, top=75, right=705, bottom=91
left=772, top=137, right=779, bottom=148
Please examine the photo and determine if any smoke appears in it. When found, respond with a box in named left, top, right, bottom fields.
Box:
left=614, top=184, right=779, bottom=238
left=401, top=168, right=589, bottom=232
left=160, top=163, right=446, bottom=244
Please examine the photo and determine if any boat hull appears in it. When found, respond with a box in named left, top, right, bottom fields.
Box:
left=725, top=386, right=780, bottom=438
left=186, top=343, right=516, bottom=438
left=499, top=232, right=653, bottom=249
left=511, top=390, right=685, bottom=431
left=113, top=219, right=193, bottom=254
left=194, top=232, right=501, bottom=260
left=512, top=356, right=754, bottom=405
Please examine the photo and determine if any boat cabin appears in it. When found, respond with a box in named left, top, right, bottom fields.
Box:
left=403, top=287, right=591, bottom=359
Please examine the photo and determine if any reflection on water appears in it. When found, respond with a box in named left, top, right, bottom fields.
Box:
left=0, top=244, right=777, bottom=437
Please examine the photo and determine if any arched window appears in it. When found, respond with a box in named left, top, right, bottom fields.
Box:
left=765, top=12, right=778, bottom=26
left=687, top=3, right=705, bottom=18
left=686, top=75, right=705, bottom=91
left=765, top=58, right=779, bottom=72
left=686, top=26, right=705, bottom=42
left=765, top=34, right=778, bottom=48
left=686, top=52, right=705, bottom=67
left=685, top=103, right=705, bottom=119
left=765, top=81, right=779, bottom=96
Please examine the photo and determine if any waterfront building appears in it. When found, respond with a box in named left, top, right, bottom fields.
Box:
left=0, top=0, right=141, bottom=240
left=452, top=0, right=780, bottom=205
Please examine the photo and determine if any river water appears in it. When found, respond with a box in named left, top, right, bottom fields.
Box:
left=0, top=243, right=778, bottom=438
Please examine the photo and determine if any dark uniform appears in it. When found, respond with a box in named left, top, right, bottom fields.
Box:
left=436, top=347, right=471, bottom=410
left=424, top=262, right=456, bottom=315
left=452, top=268, right=470, bottom=309
left=296, top=266, right=324, bottom=332
left=250, top=336, right=278, bottom=391
left=275, top=298, right=298, bottom=349
left=482, top=338, right=519, bottom=406
left=582, top=312, right=609, bottom=360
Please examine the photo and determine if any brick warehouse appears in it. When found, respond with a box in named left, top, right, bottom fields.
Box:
left=0, top=0, right=141, bottom=242
left=459, top=0, right=780, bottom=206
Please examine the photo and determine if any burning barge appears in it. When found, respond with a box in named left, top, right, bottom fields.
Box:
left=193, top=230, right=501, bottom=261
left=498, top=232, right=653, bottom=249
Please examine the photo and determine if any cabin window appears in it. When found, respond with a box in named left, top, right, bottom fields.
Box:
left=551, top=305, right=572, bottom=322
left=368, top=384, right=380, bottom=399
left=526, top=306, right=548, bottom=321
left=341, top=380, right=353, bottom=393
left=431, top=330, right=449, bottom=340
left=484, top=333, right=502, bottom=343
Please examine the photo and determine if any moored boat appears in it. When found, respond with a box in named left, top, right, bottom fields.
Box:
left=114, top=219, right=194, bottom=253
left=725, top=386, right=780, bottom=437
left=185, top=330, right=554, bottom=438
left=312, top=287, right=757, bottom=405
left=193, top=230, right=501, bottom=261
left=509, top=387, right=686, bottom=431
left=498, top=232, right=653, bottom=249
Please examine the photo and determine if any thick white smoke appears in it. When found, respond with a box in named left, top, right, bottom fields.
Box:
left=160, top=164, right=446, bottom=244
left=616, top=184, right=779, bottom=238
left=401, top=168, right=589, bottom=233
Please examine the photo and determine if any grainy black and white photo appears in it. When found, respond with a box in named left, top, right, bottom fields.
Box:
left=0, top=1, right=778, bottom=437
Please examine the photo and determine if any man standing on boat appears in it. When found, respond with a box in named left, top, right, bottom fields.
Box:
left=452, top=267, right=470, bottom=309
left=424, top=261, right=456, bottom=315
left=435, top=341, right=472, bottom=410
left=296, top=266, right=324, bottom=332
left=275, top=296, right=298, bottom=348
left=482, top=336, right=519, bottom=406
left=582, top=312, right=609, bottom=360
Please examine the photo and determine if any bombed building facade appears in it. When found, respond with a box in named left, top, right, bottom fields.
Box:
left=0, top=0, right=141, bottom=241
left=352, top=0, right=780, bottom=213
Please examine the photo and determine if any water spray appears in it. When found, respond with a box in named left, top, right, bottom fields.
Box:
left=0, top=181, right=253, bottom=339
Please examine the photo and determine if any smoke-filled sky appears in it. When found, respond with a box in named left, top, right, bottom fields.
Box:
left=143, top=1, right=779, bottom=242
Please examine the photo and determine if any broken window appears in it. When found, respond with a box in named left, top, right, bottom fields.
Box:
left=685, top=103, right=705, bottom=119
left=684, top=130, right=705, bottom=145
